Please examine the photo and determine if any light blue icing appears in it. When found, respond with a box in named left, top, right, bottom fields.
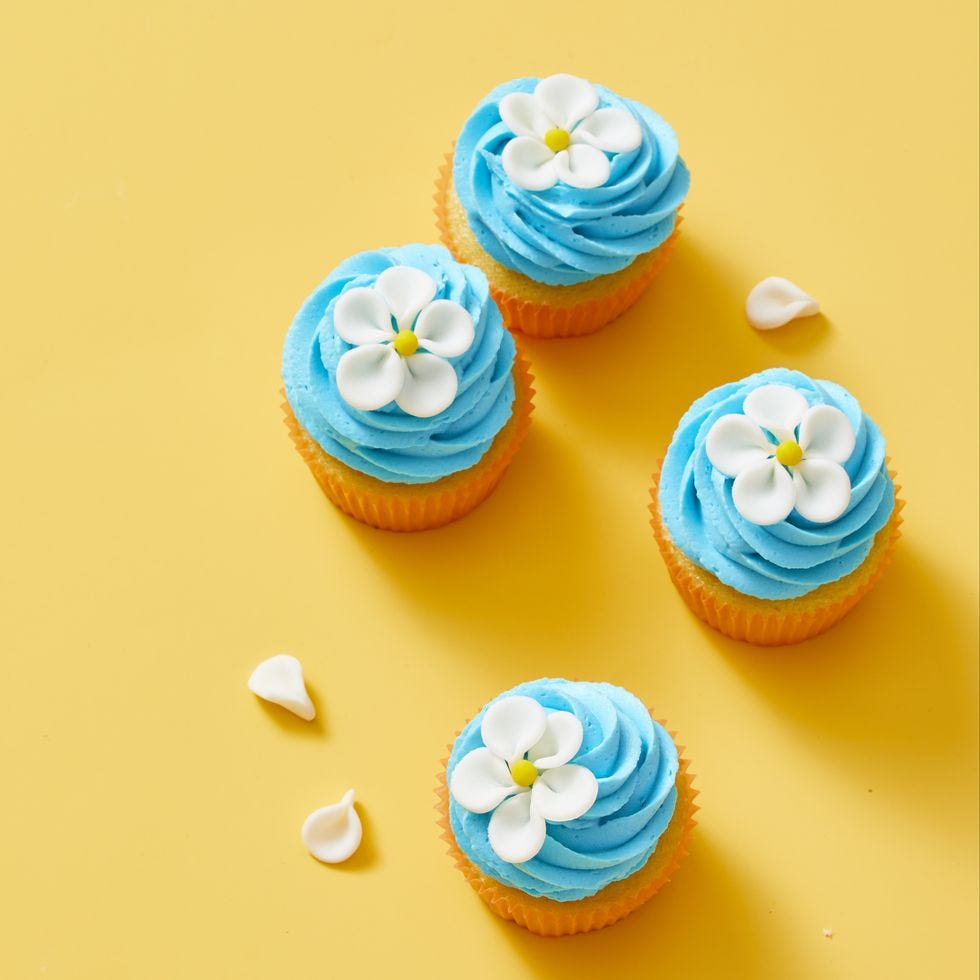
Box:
left=447, top=679, right=679, bottom=902
left=659, top=368, right=896, bottom=601
left=453, top=77, right=690, bottom=286
left=282, top=245, right=516, bottom=484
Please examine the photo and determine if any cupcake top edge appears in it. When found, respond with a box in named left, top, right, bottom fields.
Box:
left=451, top=74, right=690, bottom=287
left=282, top=244, right=517, bottom=485
left=447, top=678, right=680, bottom=902
left=659, top=368, right=896, bottom=600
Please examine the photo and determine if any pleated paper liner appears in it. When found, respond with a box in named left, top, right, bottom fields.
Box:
left=435, top=722, right=697, bottom=937
left=434, top=152, right=681, bottom=339
left=649, top=460, right=904, bottom=646
left=283, top=351, right=534, bottom=532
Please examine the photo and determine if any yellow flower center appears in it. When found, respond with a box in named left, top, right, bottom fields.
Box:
left=775, top=440, right=804, bottom=467
left=392, top=331, right=419, bottom=357
left=510, top=759, right=538, bottom=787
left=544, top=127, right=571, bottom=153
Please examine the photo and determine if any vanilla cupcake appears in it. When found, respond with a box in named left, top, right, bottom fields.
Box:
left=651, top=369, right=903, bottom=644
left=282, top=245, right=533, bottom=531
left=436, top=73, right=689, bottom=338
left=437, top=679, right=696, bottom=936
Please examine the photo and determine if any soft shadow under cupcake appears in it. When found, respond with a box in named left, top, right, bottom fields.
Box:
left=494, top=834, right=786, bottom=978
left=519, top=235, right=770, bottom=469
left=700, top=541, right=974, bottom=821
left=329, top=420, right=616, bottom=671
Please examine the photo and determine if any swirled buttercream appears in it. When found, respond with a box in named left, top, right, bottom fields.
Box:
left=282, top=245, right=516, bottom=484
left=453, top=77, right=690, bottom=286
left=659, top=368, right=896, bottom=600
left=447, top=679, right=679, bottom=902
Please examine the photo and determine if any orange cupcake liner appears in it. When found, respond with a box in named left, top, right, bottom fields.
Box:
left=434, top=152, right=681, bottom=339
left=649, top=460, right=904, bottom=646
left=282, top=351, right=534, bottom=532
left=436, top=719, right=697, bottom=937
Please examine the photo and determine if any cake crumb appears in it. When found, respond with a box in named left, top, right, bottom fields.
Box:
left=823, top=928, right=834, bottom=938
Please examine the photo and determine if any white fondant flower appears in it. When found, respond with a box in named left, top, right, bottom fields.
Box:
left=705, top=384, right=857, bottom=526
left=333, top=266, right=475, bottom=418
left=450, top=695, right=599, bottom=864
left=499, top=74, right=642, bottom=192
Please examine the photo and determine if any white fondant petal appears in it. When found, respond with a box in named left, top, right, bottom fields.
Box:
left=374, top=266, right=437, bottom=332
left=570, top=107, right=642, bottom=153
left=487, top=791, right=546, bottom=864
left=302, top=790, right=362, bottom=864
left=705, top=414, right=774, bottom=477
left=247, top=654, right=315, bottom=721
left=394, top=352, right=458, bottom=418
left=499, top=91, right=554, bottom=138
left=333, top=287, right=396, bottom=346
left=534, top=73, right=599, bottom=131
left=743, top=384, right=809, bottom=442
left=553, top=144, right=610, bottom=190
left=450, top=747, right=520, bottom=814
left=526, top=711, right=583, bottom=770
left=531, top=764, right=599, bottom=823
left=798, top=405, right=856, bottom=464
left=732, top=458, right=796, bottom=526
left=502, top=137, right=558, bottom=191
left=746, top=277, right=820, bottom=330
left=792, top=459, right=852, bottom=523
left=413, top=299, right=475, bottom=358
left=481, top=695, right=548, bottom=765
left=335, top=344, right=405, bottom=412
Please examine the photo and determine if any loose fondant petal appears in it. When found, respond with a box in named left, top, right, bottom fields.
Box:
left=247, top=654, right=315, bottom=721
left=302, top=790, right=362, bottom=864
left=746, top=276, right=820, bottom=330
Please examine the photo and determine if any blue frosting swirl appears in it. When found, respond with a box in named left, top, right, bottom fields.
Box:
left=453, top=77, right=690, bottom=286
left=447, top=679, right=679, bottom=902
left=282, top=245, right=516, bottom=484
left=659, top=368, right=896, bottom=600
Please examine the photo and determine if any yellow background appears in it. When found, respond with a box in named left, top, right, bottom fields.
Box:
left=2, top=1, right=977, bottom=977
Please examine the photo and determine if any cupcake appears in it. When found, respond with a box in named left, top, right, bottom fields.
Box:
left=435, top=73, right=690, bottom=338
left=651, top=369, right=903, bottom=645
left=437, top=679, right=697, bottom=936
left=282, top=244, right=533, bottom=531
